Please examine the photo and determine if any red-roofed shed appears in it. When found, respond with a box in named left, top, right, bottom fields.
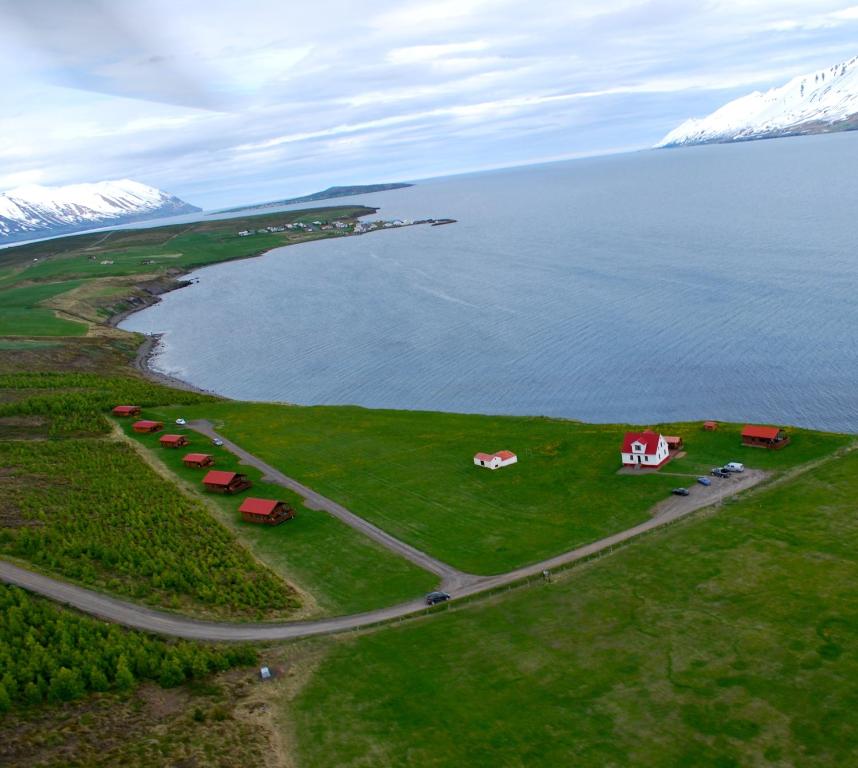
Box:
left=113, top=405, right=141, bottom=417
left=742, top=425, right=789, bottom=449
left=132, top=420, right=163, bottom=434
left=159, top=434, right=189, bottom=448
left=183, top=453, right=214, bottom=468
left=703, top=421, right=718, bottom=431
left=202, top=470, right=252, bottom=494
left=239, top=497, right=294, bottom=525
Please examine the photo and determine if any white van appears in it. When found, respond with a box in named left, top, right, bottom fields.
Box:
left=725, top=462, right=745, bottom=472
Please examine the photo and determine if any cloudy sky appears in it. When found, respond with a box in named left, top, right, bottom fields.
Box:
left=2, top=0, right=858, bottom=209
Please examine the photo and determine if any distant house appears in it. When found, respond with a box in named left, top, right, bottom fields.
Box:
left=703, top=421, right=718, bottom=431
left=621, top=431, right=670, bottom=468
left=112, top=405, right=141, bottom=417
left=473, top=450, right=518, bottom=470
left=202, top=470, right=252, bottom=494
left=238, top=230, right=252, bottom=237
left=741, top=425, right=790, bottom=450
left=239, top=497, right=294, bottom=525
left=664, top=435, right=683, bottom=450
left=183, top=453, right=214, bottom=468
left=132, top=420, right=163, bottom=434
left=159, top=434, right=189, bottom=449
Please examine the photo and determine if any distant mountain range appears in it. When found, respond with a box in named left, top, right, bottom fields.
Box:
left=657, top=55, right=858, bottom=147
left=218, top=183, right=413, bottom=213
left=0, top=179, right=200, bottom=244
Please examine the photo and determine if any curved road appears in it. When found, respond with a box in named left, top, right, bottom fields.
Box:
left=0, top=461, right=769, bottom=641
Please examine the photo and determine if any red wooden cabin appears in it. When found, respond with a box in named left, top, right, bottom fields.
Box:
left=664, top=435, right=683, bottom=450
left=202, top=470, right=252, bottom=494
left=703, top=421, right=718, bottom=431
left=112, top=405, right=141, bottom=417
left=741, top=425, right=790, bottom=450
left=238, top=497, right=294, bottom=525
left=159, top=434, right=189, bottom=448
left=132, top=420, right=163, bottom=434
left=183, top=453, right=214, bottom=468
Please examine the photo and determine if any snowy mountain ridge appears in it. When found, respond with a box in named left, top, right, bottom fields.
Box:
left=657, top=55, right=858, bottom=147
left=0, top=179, right=200, bottom=243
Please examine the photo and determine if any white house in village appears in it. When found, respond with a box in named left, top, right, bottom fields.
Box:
left=474, top=450, right=518, bottom=470
left=620, top=431, right=670, bottom=468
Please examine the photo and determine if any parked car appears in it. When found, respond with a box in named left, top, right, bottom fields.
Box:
left=426, top=591, right=451, bottom=606
left=175, top=418, right=186, bottom=425
left=711, top=468, right=730, bottom=478
left=697, top=476, right=712, bottom=486
left=212, top=438, right=224, bottom=447
left=725, top=462, right=745, bottom=472
left=671, top=488, right=690, bottom=496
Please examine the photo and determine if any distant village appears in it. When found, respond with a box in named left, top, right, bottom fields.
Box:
left=236, top=216, right=455, bottom=238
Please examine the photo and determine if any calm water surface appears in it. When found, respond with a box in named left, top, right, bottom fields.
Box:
left=122, top=133, right=858, bottom=432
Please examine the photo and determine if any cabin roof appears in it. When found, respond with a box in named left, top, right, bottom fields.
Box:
left=622, top=431, right=662, bottom=454
left=742, top=425, right=781, bottom=440
left=183, top=453, right=211, bottom=462
left=133, top=420, right=162, bottom=429
left=203, top=470, right=240, bottom=486
left=239, top=498, right=280, bottom=515
left=160, top=434, right=185, bottom=442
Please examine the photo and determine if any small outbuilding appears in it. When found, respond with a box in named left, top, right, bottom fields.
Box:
left=239, top=497, right=294, bottom=525
left=159, top=434, right=189, bottom=448
left=474, top=450, right=518, bottom=469
left=703, top=420, right=718, bottom=431
left=202, top=470, right=252, bottom=494
left=664, top=435, right=684, bottom=450
left=741, top=425, right=790, bottom=450
left=183, top=453, right=214, bottom=468
left=132, top=420, right=163, bottom=434
left=621, top=431, right=670, bottom=468
left=112, top=405, right=141, bottom=417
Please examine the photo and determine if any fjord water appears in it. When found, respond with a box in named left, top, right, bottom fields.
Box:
left=121, top=133, right=858, bottom=432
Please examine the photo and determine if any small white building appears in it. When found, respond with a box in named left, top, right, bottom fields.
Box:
left=621, top=431, right=669, bottom=468
left=238, top=230, right=252, bottom=237
left=474, top=450, right=518, bottom=470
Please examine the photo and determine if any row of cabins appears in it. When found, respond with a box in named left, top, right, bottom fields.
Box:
left=114, top=405, right=294, bottom=525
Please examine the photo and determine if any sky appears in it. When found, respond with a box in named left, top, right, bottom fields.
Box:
left=1, top=0, right=858, bottom=209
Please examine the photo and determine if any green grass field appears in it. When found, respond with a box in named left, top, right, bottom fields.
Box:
left=0, top=281, right=87, bottom=337
left=120, top=419, right=438, bottom=615
left=289, top=446, right=858, bottom=767
left=153, top=402, right=851, bottom=574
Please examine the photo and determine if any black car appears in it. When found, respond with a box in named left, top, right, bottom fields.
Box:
left=426, top=591, right=451, bottom=606
left=671, top=488, right=690, bottom=497
left=711, top=468, right=730, bottom=478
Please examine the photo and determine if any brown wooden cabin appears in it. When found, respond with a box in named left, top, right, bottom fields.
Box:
left=703, top=421, right=718, bottom=431
left=238, top=497, right=294, bottom=525
left=742, top=425, right=790, bottom=450
left=202, top=470, right=252, bottom=495
left=159, top=434, right=189, bottom=449
left=112, top=405, right=141, bottom=417
left=132, top=420, right=163, bottom=434
left=664, top=435, right=683, bottom=450
left=183, top=453, right=214, bottom=469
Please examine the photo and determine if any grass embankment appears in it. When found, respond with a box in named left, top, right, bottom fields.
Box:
left=154, top=402, right=850, bottom=574
left=289, top=445, right=858, bottom=767
left=0, top=204, right=375, bottom=336
left=0, top=439, right=300, bottom=620
left=120, top=418, right=438, bottom=616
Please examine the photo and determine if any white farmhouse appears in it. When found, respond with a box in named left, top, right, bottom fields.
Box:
left=474, top=450, right=518, bottom=470
left=621, top=431, right=670, bottom=468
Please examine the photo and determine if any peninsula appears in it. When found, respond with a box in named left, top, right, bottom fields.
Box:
left=216, top=182, right=414, bottom=214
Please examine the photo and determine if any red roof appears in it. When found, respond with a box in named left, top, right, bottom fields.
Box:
left=159, top=434, right=185, bottom=443
left=113, top=405, right=139, bottom=414
left=474, top=452, right=495, bottom=462
left=742, top=425, right=781, bottom=440
left=133, top=420, right=162, bottom=429
left=495, top=450, right=516, bottom=460
left=622, top=431, right=662, bottom=455
left=239, top=498, right=280, bottom=515
left=203, top=470, right=238, bottom=486
left=183, top=453, right=211, bottom=462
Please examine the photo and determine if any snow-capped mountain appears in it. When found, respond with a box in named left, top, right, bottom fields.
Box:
left=0, top=179, right=200, bottom=243
left=657, top=55, right=858, bottom=148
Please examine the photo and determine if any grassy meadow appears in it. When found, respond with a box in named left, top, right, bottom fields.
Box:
left=119, top=418, right=438, bottom=616
left=288, top=445, right=858, bottom=767
left=152, top=401, right=851, bottom=574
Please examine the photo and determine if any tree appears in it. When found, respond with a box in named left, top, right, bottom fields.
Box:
left=114, top=655, right=135, bottom=692
left=0, top=683, right=10, bottom=713
left=158, top=658, right=185, bottom=689
left=48, top=667, right=84, bottom=703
